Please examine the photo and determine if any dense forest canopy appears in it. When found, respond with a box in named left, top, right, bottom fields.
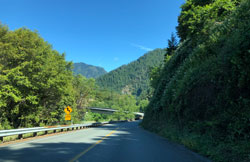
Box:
left=96, top=49, right=165, bottom=100
left=73, top=62, right=107, bottom=78
left=142, top=0, right=250, bottom=161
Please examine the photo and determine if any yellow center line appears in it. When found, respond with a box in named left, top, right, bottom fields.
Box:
left=69, top=127, right=119, bottom=162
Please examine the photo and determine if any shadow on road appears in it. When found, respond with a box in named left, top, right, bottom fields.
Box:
left=0, top=121, right=210, bottom=162
left=0, top=142, right=93, bottom=162
left=0, top=122, right=135, bottom=162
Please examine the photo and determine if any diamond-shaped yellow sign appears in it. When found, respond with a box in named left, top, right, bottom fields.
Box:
left=65, top=114, right=71, bottom=120
left=64, top=106, right=72, bottom=114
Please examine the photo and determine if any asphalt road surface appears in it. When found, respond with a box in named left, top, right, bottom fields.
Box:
left=0, top=120, right=210, bottom=162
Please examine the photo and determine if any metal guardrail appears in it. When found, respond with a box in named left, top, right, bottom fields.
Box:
left=0, top=121, right=110, bottom=143
left=0, top=127, right=44, bottom=133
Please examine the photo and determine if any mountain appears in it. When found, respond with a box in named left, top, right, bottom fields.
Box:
left=96, top=48, right=165, bottom=99
left=73, top=62, right=107, bottom=78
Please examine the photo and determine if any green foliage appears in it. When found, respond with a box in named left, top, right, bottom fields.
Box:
left=73, top=74, right=96, bottom=109
left=96, top=49, right=165, bottom=100
left=90, top=89, right=139, bottom=114
left=143, top=0, right=250, bottom=161
left=138, top=99, right=149, bottom=112
left=0, top=26, right=75, bottom=128
left=73, top=62, right=107, bottom=78
left=0, top=24, right=138, bottom=128
left=149, top=66, right=162, bottom=89
left=164, top=33, right=178, bottom=60
left=112, top=110, right=134, bottom=121
left=89, top=88, right=139, bottom=120
left=83, top=111, right=111, bottom=122
left=177, top=0, right=239, bottom=43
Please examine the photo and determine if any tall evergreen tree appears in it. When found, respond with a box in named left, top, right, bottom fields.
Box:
left=166, top=33, right=178, bottom=55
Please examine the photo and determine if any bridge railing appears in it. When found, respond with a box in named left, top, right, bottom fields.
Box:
left=87, top=107, right=144, bottom=118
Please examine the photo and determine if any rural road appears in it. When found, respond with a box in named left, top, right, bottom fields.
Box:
left=0, top=120, right=210, bottom=162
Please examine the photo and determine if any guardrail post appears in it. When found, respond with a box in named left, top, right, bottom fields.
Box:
left=18, top=134, right=23, bottom=139
left=0, top=121, right=115, bottom=143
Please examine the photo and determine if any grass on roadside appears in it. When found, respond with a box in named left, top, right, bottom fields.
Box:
left=141, top=123, right=250, bottom=162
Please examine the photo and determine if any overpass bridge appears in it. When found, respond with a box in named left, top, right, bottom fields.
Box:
left=86, top=107, right=144, bottom=119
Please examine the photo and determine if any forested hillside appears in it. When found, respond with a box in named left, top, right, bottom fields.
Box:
left=73, top=62, right=107, bottom=78
left=142, top=0, right=250, bottom=161
left=0, top=24, right=139, bottom=130
left=96, top=49, right=165, bottom=99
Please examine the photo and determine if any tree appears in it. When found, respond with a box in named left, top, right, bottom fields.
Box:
left=0, top=27, right=75, bottom=128
left=165, top=33, right=178, bottom=57
left=73, top=75, right=95, bottom=109
left=177, top=0, right=238, bottom=43
left=138, top=99, right=149, bottom=112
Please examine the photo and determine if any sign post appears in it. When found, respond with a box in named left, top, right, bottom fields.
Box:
left=65, top=114, right=71, bottom=120
left=64, top=106, right=72, bottom=121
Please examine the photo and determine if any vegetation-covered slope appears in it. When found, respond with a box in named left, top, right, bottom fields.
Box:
left=142, top=0, right=250, bottom=161
left=73, top=62, right=107, bottom=78
left=0, top=25, right=139, bottom=129
left=96, top=49, right=165, bottom=99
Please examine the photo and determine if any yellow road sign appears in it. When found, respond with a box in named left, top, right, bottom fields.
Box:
left=65, top=114, right=71, bottom=120
left=64, top=106, right=72, bottom=114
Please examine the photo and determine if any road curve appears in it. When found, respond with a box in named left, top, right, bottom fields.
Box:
left=0, top=121, right=210, bottom=162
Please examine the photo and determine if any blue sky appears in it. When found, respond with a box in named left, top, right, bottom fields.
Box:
left=0, top=0, right=185, bottom=72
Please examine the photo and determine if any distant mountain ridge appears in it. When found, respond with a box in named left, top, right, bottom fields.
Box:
left=96, top=48, right=165, bottom=99
left=73, top=62, right=107, bottom=78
